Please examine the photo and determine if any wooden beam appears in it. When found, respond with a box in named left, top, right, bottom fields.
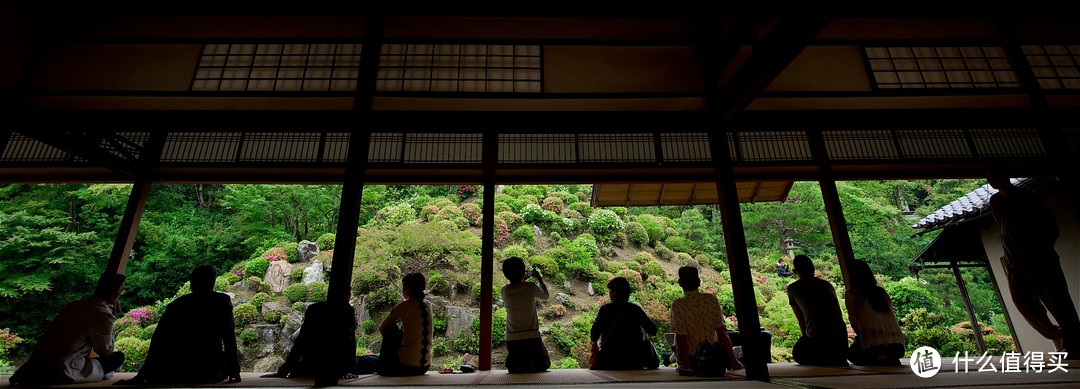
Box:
left=808, top=129, right=855, bottom=289
left=952, top=262, right=987, bottom=352
left=103, top=179, right=151, bottom=275
left=658, top=183, right=667, bottom=206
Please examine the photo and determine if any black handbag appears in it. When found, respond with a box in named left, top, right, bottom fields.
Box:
left=641, top=332, right=660, bottom=369
left=690, top=340, right=729, bottom=377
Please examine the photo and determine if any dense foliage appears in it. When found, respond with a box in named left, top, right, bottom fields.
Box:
left=1, top=179, right=1011, bottom=372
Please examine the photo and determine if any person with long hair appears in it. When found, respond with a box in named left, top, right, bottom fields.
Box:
left=845, top=260, right=905, bottom=366
left=377, top=272, right=433, bottom=376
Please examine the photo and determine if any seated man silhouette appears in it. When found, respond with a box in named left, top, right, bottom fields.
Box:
left=262, top=300, right=360, bottom=379
left=9, top=274, right=126, bottom=386
left=786, top=255, right=848, bottom=366
left=117, top=265, right=240, bottom=384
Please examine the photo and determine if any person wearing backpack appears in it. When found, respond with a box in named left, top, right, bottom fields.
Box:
left=670, top=266, right=742, bottom=376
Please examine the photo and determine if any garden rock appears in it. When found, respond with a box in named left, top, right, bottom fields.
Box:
left=303, top=260, right=324, bottom=285
left=297, top=240, right=319, bottom=262
left=587, top=282, right=595, bottom=296
left=446, top=305, right=479, bottom=340
left=555, top=293, right=569, bottom=304
left=264, top=261, right=293, bottom=293
left=261, top=301, right=286, bottom=315
left=254, top=324, right=280, bottom=358
left=253, top=356, right=284, bottom=373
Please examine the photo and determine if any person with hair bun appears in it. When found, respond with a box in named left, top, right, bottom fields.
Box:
left=377, top=272, right=433, bottom=376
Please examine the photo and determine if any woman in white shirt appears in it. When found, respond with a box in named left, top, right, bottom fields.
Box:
left=845, top=260, right=906, bottom=366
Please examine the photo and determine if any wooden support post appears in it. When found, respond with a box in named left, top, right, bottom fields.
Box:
left=709, top=131, right=769, bottom=381
left=104, top=178, right=152, bottom=275
left=952, top=262, right=987, bottom=352
left=479, top=132, right=497, bottom=370
left=807, top=129, right=854, bottom=289
left=315, top=131, right=370, bottom=388
left=315, top=15, right=382, bottom=387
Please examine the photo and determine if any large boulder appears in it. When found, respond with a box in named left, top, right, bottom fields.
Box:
left=302, top=260, right=324, bottom=285
left=253, top=356, right=284, bottom=373
left=350, top=295, right=370, bottom=326
left=253, top=324, right=281, bottom=358
left=297, top=240, right=319, bottom=262
left=446, top=305, right=480, bottom=340
left=264, top=261, right=293, bottom=293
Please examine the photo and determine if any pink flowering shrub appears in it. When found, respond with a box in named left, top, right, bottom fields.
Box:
left=130, top=307, right=154, bottom=325
left=262, top=247, right=287, bottom=262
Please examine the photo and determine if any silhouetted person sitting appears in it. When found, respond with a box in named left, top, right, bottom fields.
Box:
left=776, top=259, right=794, bottom=277
left=589, top=277, right=659, bottom=370
left=9, top=274, right=126, bottom=386
left=987, top=166, right=1080, bottom=353
left=670, top=266, right=742, bottom=375
left=786, top=255, right=848, bottom=366
left=262, top=301, right=359, bottom=379
left=501, top=257, right=551, bottom=373
left=845, top=260, right=904, bottom=366
left=377, top=272, right=433, bottom=376
left=117, top=265, right=240, bottom=385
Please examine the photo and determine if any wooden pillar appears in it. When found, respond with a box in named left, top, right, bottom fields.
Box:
left=708, top=131, right=769, bottom=381
left=479, top=132, right=497, bottom=370
left=104, top=178, right=152, bottom=275
left=952, top=262, right=987, bottom=352
left=807, top=130, right=854, bottom=288
left=315, top=15, right=381, bottom=387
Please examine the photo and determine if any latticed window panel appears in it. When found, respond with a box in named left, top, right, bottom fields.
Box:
left=577, top=134, right=656, bottom=163
left=98, top=132, right=150, bottom=161
left=237, top=132, right=323, bottom=162
left=1064, top=128, right=1080, bottom=155
left=1023, top=45, right=1080, bottom=89
left=895, top=129, right=973, bottom=158
left=969, top=128, right=1045, bottom=157
left=660, top=133, right=712, bottom=162
left=864, top=46, right=1020, bottom=89
left=0, top=133, right=73, bottom=162
left=376, top=44, right=542, bottom=93
left=370, top=133, right=485, bottom=164
left=733, top=131, right=812, bottom=162
left=161, top=132, right=243, bottom=162
left=191, top=43, right=362, bottom=92
left=824, top=130, right=900, bottom=160
left=499, top=134, right=576, bottom=163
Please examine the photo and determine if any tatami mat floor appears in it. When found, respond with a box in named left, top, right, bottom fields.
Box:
left=3, top=360, right=1078, bottom=388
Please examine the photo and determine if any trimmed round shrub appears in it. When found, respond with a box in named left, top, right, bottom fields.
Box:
left=587, top=209, right=625, bottom=240
left=245, top=258, right=270, bottom=279
left=511, top=225, right=536, bottom=245
left=114, top=337, right=150, bottom=372
left=493, top=202, right=511, bottom=213
left=632, top=251, right=655, bottom=264
left=262, top=246, right=289, bottom=263
left=642, top=260, right=666, bottom=280
left=626, top=222, right=649, bottom=246
left=214, top=276, right=230, bottom=292
left=461, top=202, right=483, bottom=226
left=284, top=283, right=308, bottom=303
left=137, top=324, right=157, bottom=341
left=264, top=309, right=283, bottom=324
left=224, top=272, right=242, bottom=285
left=250, top=292, right=269, bottom=310
left=246, top=276, right=267, bottom=293
left=233, top=303, right=259, bottom=326
left=567, top=201, right=592, bottom=218
left=306, top=281, right=328, bottom=303
left=274, top=242, right=300, bottom=263
left=291, top=266, right=306, bottom=282
left=666, top=236, right=695, bottom=254
left=117, top=325, right=141, bottom=339
left=240, top=328, right=260, bottom=344
left=372, top=202, right=416, bottom=227
left=542, top=196, right=565, bottom=213
left=527, top=255, right=562, bottom=282
left=316, top=232, right=336, bottom=250
left=502, top=244, right=531, bottom=260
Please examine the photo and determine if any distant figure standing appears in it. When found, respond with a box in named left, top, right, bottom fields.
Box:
left=589, top=277, right=659, bottom=370
left=987, top=167, right=1080, bottom=353
left=118, top=265, right=240, bottom=385
left=845, top=260, right=905, bottom=366
left=9, top=274, right=127, bottom=386
left=786, top=255, right=848, bottom=366
left=501, top=257, right=551, bottom=373
left=776, top=259, right=794, bottom=277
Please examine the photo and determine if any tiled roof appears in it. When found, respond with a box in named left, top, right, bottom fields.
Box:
left=911, top=178, right=1029, bottom=230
